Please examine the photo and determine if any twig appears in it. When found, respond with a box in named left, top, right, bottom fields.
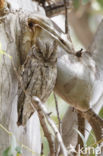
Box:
left=36, top=106, right=56, bottom=155
left=0, top=124, right=12, bottom=135
left=30, top=23, right=74, bottom=55
left=53, top=93, right=62, bottom=133
left=63, top=0, right=68, bottom=34
left=41, top=143, right=44, bottom=155
left=32, top=96, right=68, bottom=156
left=53, top=93, right=62, bottom=156
left=77, top=112, right=85, bottom=147
left=45, top=1, right=66, bottom=17
left=76, top=112, right=85, bottom=152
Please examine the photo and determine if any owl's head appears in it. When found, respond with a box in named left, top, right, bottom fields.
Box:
left=32, top=39, right=57, bottom=63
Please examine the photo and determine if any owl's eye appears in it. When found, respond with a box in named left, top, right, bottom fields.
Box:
left=28, top=21, right=34, bottom=29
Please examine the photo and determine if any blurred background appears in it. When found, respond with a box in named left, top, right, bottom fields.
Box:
left=42, top=0, right=103, bottom=155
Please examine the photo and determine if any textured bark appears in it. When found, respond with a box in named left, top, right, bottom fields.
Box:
left=0, top=0, right=45, bottom=155
left=76, top=112, right=85, bottom=148
left=82, top=109, right=103, bottom=141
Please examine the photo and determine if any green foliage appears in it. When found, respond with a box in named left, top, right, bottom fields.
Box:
left=99, top=106, right=103, bottom=118
left=46, top=93, right=68, bottom=119
left=82, top=0, right=90, bottom=5
left=3, top=147, right=13, bottom=156
left=97, top=0, right=103, bottom=8
left=73, top=0, right=90, bottom=9
left=15, top=146, right=22, bottom=154
left=2, top=135, right=22, bottom=156
left=42, top=137, right=49, bottom=156
left=73, top=0, right=80, bottom=9
left=87, top=131, right=96, bottom=146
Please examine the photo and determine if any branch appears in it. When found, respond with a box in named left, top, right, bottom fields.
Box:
left=53, top=93, right=62, bottom=156
left=32, top=96, right=68, bottom=156
left=82, top=109, right=103, bottom=141
left=76, top=112, right=85, bottom=149
left=45, top=1, right=66, bottom=17
left=63, top=0, right=68, bottom=34
left=36, top=105, right=55, bottom=155
left=45, top=1, right=93, bottom=48
left=54, top=93, right=62, bottom=133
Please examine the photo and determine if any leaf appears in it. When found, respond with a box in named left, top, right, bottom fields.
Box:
left=3, top=135, right=19, bottom=156
left=99, top=106, right=103, bottom=118
left=87, top=130, right=96, bottom=146
left=15, top=146, right=22, bottom=154
left=2, top=147, right=13, bottom=156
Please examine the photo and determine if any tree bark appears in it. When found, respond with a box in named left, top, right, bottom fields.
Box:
left=0, top=0, right=45, bottom=155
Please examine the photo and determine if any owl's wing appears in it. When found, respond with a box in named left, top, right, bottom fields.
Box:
left=90, top=20, right=103, bottom=80
left=17, top=50, right=35, bottom=126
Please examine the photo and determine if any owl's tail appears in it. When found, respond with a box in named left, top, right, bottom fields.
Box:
left=17, top=95, right=34, bottom=126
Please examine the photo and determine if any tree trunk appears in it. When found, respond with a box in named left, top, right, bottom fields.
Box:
left=0, top=0, right=45, bottom=155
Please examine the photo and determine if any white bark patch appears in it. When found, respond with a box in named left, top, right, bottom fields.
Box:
left=6, top=0, right=45, bottom=15
left=0, top=2, right=42, bottom=155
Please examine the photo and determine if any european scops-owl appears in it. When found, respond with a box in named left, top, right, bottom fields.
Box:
left=17, top=40, right=57, bottom=126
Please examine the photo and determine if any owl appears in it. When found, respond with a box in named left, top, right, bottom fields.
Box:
left=17, top=40, right=57, bottom=126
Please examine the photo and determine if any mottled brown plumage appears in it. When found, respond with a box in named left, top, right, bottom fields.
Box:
left=17, top=40, right=57, bottom=126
